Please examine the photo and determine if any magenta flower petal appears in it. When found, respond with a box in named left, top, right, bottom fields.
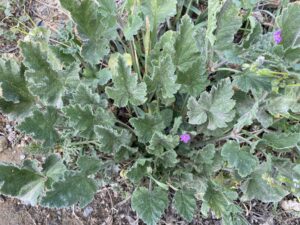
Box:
left=180, top=133, right=191, bottom=143
left=273, top=29, right=282, bottom=44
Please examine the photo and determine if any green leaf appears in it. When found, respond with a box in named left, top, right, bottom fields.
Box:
left=63, top=104, right=114, bottom=138
left=0, top=163, right=45, bottom=205
left=20, top=41, right=79, bottom=105
left=214, top=0, right=242, bottom=50
left=206, top=0, right=225, bottom=45
left=18, top=107, right=59, bottom=147
left=243, top=16, right=263, bottom=48
left=131, top=187, right=168, bottom=225
left=267, top=86, right=300, bottom=115
left=41, top=172, right=97, bottom=208
left=233, top=71, right=272, bottom=93
left=77, top=156, right=102, bottom=175
left=71, top=84, right=107, bottom=108
left=0, top=59, right=35, bottom=119
left=123, top=13, right=144, bottom=41
left=197, top=144, right=216, bottom=164
left=129, top=114, right=165, bottom=143
left=115, top=145, right=138, bottom=162
left=202, top=182, right=233, bottom=218
left=94, top=126, right=132, bottom=154
left=174, top=15, right=200, bottom=72
left=284, top=47, right=300, bottom=63
left=141, top=0, right=177, bottom=31
left=126, top=158, right=151, bottom=183
left=278, top=2, right=300, bottom=48
left=234, top=101, right=259, bottom=132
left=177, top=59, right=209, bottom=97
left=146, top=54, right=180, bottom=104
left=59, top=0, right=118, bottom=64
left=42, top=154, right=66, bottom=184
left=221, top=141, right=258, bottom=177
left=263, top=132, right=300, bottom=152
left=174, top=189, right=196, bottom=222
left=147, top=132, right=179, bottom=156
left=157, top=150, right=178, bottom=168
left=150, top=30, right=176, bottom=62
left=256, top=107, right=273, bottom=128
left=105, top=55, right=147, bottom=107
left=241, top=164, right=288, bottom=202
left=187, top=78, right=235, bottom=130
left=170, top=117, right=182, bottom=135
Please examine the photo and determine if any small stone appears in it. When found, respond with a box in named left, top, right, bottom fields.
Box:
left=19, top=154, right=26, bottom=160
left=83, top=206, right=93, bottom=217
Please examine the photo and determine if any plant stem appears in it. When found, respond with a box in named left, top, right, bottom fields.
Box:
left=69, top=140, right=101, bottom=148
left=216, top=68, right=241, bottom=73
left=180, top=94, right=190, bottom=116
left=130, top=40, right=142, bottom=80
left=116, top=120, right=135, bottom=134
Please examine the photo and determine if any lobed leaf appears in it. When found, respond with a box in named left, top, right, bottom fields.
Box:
left=174, top=189, right=196, bottom=222
left=106, top=56, right=147, bottom=107
left=147, top=132, right=179, bottom=156
left=174, top=15, right=200, bottom=72
left=63, top=104, right=114, bottom=138
left=241, top=164, right=288, bottom=202
left=187, top=78, right=235, bottom=130
left=41, top=172, right=97, bottom=208
left=126, top=158, right=152, bottom=183
left=278, top=2, right=300, bottom=49
left=263, top=132, right=300, bottom=152
left=129, top=114, right=165, bottom=143
left=20, top=41, right=80, bottom=105
left=146, top=54, right=180, bottom=104
left=71, top=84, right=107, bottom=108
left=141, top=0, right=177, bottom=31
left=221, top=141, right=258, bottom=177
left=59, top=0, right=118, bottom=64
left=214, top=0, right=243, bottom=51
left=0, top=59, right=35, bottom=119
left=94, top=126, right=132, bottom=154
left=131, top=187, right=168, bottom=225
left=18, top=107, right=59, bottom=147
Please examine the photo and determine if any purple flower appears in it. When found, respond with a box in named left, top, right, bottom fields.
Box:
left=180, top=133, right=191, bottom=143
left=273, top=30, right=282, bottom=44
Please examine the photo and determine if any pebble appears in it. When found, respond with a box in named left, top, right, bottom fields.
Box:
left=83, top=206, right=93, bottom=217
left=19, top=154, right=26, bottom=160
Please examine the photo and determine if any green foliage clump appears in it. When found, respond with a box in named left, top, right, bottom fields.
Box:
left=1, top=0, right=300, bottom=224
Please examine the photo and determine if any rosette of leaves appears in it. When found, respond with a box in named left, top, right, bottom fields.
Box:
left=0, top=1, right=300, bottom=225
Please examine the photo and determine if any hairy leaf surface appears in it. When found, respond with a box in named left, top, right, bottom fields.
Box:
left=187, top=78, right=235, bottom=130
left=221, top=141, right=258, bottom=177
left=63, top=104, right=114, bottom=138
left=95, top=126, right=132, bottom=154
left=263, top=132, right=300, bottom=152
left=174, top=189, right=196, bottom=222
left=59, top=0, right=118, bottom=64
left=18, top=107, right=59, bottom=147
left=106, top=56, right=147, bottom=107
left=241, top=165, right=288, bottom=202
left=41, top=172, right=97, bottom=208
left=129, top=114, right=165, bottom=143
left=278, top=2, right=300, bottom=48
left=0, top=59, right=35, bottom=119
left=147, top=132, right=179, bottom=156
left=20, top=41, right=79, bottom=105
left=131, top=187, right=168, bottom=225
left=141, top=0, right=177, bottom=31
